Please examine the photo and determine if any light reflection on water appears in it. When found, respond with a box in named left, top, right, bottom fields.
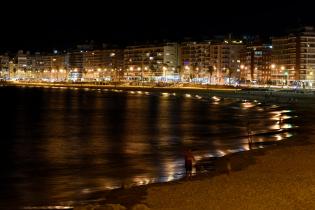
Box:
left=0, top=87, right=298, bottom=208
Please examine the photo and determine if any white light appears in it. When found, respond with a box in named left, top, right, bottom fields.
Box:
left=212, top=96, right=221, bottom=101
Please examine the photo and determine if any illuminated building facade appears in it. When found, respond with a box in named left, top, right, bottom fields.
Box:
left=83, top=49, right=124, bottom=81
left=123, top=43, right=180, bottom=82
left=0, top=54, right=10, bottom=79
left=209, top=40, right=244, bottom=84
left=180, top=41, right=212, bottom=83
left=240, top=44, right=272, bottom=84
left=272, top=26, right=315, bottom=87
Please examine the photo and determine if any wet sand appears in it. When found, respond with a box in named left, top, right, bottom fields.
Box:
left=145, top=140, right=315, bottom=209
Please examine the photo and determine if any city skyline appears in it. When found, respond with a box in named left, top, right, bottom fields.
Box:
left=2, top=25, right=315, bottom=88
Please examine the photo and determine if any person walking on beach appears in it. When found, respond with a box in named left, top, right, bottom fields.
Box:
left=184, top=149, right=195, bottom=177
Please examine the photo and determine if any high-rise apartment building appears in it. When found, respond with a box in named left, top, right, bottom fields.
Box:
left=240, top=44, right=272, bottom=84
left=180, top=41, right=211, bottom=82
left=271, top=26, right=315, bottom=87
left=209, top=40, right=244, bottom=84
left=83, top=49, right=124, bottom=81
left=0, top=54, right=10, bottom=79
left=123, top=43, right=180, bottom=81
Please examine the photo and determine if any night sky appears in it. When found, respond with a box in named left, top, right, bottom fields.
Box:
left=1, top=1, right=314, bottom=52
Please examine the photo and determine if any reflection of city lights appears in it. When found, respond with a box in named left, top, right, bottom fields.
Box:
left=195, top=95, right=202, bottom=99
left=281, top=110, right=292, bottom=113
left=132, top=177, right=153, bottom=186
left=282, top=123, right=293, bottom=129
left=215, top=150, right=227, bottom=157
left=242, top=102, right=254, bottom=108
left=212, top=96, right=221, bottom=101
left=270, top=124, right=280, bottom=130
left=275, top=134, right=283, bottom=141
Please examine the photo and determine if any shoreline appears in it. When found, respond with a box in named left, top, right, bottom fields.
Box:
left=2, top=82, right=314, bottom=209
left=75, top=84, right=315, bottom=210
left=2, top=81, right=315, bottom=103
left=74, top=135, right=304, bottom=210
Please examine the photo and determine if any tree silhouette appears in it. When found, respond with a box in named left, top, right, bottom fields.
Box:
left=208, top=65, right=214, bottom=84
left=227, top=68, right=235, bottom=85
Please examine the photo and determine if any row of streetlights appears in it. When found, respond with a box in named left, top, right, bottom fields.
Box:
left=239, top=63, right=288, bottom=85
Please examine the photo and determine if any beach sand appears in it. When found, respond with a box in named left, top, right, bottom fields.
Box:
left=146, top=142, right=315, bottom=209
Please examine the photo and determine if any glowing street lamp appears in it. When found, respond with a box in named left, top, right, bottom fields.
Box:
left=284, top=70, right=288, bottom=86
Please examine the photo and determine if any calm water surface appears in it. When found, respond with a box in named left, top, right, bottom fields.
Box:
left=0, top=86, right=297, bottom=208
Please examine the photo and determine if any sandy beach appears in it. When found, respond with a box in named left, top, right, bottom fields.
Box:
left=145, top=133, right=315, bottom=210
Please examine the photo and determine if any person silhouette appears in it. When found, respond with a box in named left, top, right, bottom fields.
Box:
left=184, top=149, right=195, bottom=177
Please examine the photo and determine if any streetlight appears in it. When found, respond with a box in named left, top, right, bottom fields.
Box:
left=280, top=66, right=286, bottom=86
left=137, top=67, right=142, bottom=83
left=184, top=65, right=190, bottom=82
left=271, top=64, right=276, bottom=69
left=163, top=66, right=167, bottom=82
left=284, top=70, right=288, bottom=86
left=240, top=64, right=245, bottom=82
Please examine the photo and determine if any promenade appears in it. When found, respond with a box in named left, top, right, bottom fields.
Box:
left=2, top=81, right=315, bottom=104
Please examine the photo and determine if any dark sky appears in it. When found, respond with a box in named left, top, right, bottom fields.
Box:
left=1, top=1, right=315, bottom=52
